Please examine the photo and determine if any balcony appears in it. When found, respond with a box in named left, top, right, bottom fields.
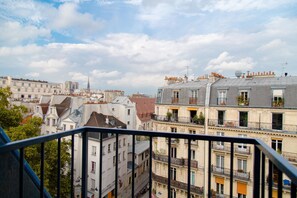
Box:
left=152, top=173, right=203, bottom=195
left=1, top=127, right=297, bottom=198
left=153, top=115, right=204, bottom=126
left=217, top=97, right=227, bottom=105
left=212, top=143, right=251, bottom=155
left=153, top=152, right=199, bottom=169
left=208, top=119, right=297, bottom=133
left=171, top=97, right=179, bottom=104
left=211, top=165, right=250, bottom=181
left=272, top=98, right=284, bottom=108
left=189, top=97, right=198, bottom=104
left=283, top=151, right=297, bottom=163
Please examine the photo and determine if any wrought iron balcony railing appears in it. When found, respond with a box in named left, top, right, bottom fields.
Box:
left=153, top=152, right=199, bottom=169
left=211, top=165, right=250, bottom=181
left=212, top=143, right=251, bottom=155
left=153, top=115, right=205, bottom=126
left=208, top=119, right=297, bottom=133
left=0, top=127, right=297, bottom=198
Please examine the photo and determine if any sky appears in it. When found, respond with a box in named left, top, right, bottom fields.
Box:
left=0, top=0, right=297, bottom=95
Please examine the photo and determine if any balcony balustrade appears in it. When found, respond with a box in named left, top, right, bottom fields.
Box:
left=171, top=97, right=179, bottom=104
left=153, top=115, right=204, bottom=126
left=212, top=143, right=251, bottom=155
left=153, top=152, right=199, bottom=169
left=208, top=119, right=297, bottom=133
left=0, top=127, right=297, bottom=198
left=189, top=97, right=198, bottom=104
left=211, top=165, right=250, bottom=181
left=283, top=151, right=297, bottom=163
left=217, top=97, right=227, bottom=105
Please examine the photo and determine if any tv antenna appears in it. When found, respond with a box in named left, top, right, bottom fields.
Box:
left=281, top=62, right=288, bottom=76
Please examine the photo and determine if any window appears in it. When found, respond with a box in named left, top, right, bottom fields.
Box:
left=63, top=124, right=66, bottom=131
left=216, top=155, right=224, bottom=171
left=170, top=167, right=176, bottom=180
left=123, top=138, right=126, bottom=146
left=113, top=156, right=116, bottom=166
left=52, top=119, right=56, bottom=126
left=171, top=127, right=177, bottom=132
left=46, top=118, right=50, bottom=126
left=191, top=149, right=195, bottom=160
left=272, top=139, right=282, bottom=153
left=238, top=134, right=247, bottom=150
left=216, top=183, right=224, bottom=195
left=108, top=144, right=111, bottom=153
left=218, top=111, right=225, bottom=125
left=157, top=89, right=163, bottom=103
left=238, top=194, right=246, bottom=198
left=218, top=90, right=227, bottom=105
left=171, top=147, right=177, bottom=158
left=70, top=125, right=74, bottom=130
left=127, top=109, right=130, bottom=115
left=91, top=161, right=96, bottom=173
left=272, top=89, right=284, bottom=107
left=92, top=146, right=96, bottom=156
left=189, top=90, right=198, bottom=104
left=127, top=121, right=130, bottom=125
left=172, top=90, right=179, bottom=103
left=216, top=132, right=224, bottom=147
left=272, top=113, right=283, bottom=130
left=119, top=140, right=121, bottom=148
left=190, top=171, right=195, bottom=185
left=113, top=142, right=116, bottom=151
left=118, top=153, right=121, bottom=162
left=239, top=112, right=248, bottom=127
left=22, top=82, right=24, bottom=86
left=238, top=91, right=249, bottom=105
left=91, top=179, right=95, bottom=190
left=123, top=151, right=126, bottom=161
left=170, top=188, right=176, bottom=198
left=237, top=159, right=247, bottom=172
left=142, top=153, right=144, bottom=160
left=28, top=83, right=31, bottom=87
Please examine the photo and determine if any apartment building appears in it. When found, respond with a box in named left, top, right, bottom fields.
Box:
left=152, top=72, right=297, bottom=198
left=0, top=76, right=63, bottom=101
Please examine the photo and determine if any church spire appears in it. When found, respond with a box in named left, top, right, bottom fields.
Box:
left=87, top=76, right=90, bottom=92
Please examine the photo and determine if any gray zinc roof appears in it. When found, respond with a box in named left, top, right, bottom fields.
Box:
left=160, top=80, right=211, bottom=89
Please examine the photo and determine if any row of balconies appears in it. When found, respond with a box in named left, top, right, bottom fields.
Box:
left=153, top=152, right=199, bottom=169
left=152, top=173, right=204, bottom=195
left=170, top=96, right=285, bottom=108
left=212, top=143, right=251, bottom=155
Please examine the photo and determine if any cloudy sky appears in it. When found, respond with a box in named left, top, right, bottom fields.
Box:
left=0, top=0, right=296, bottom=95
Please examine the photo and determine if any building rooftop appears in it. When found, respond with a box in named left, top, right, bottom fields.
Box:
left=128, top=141, right=149, bottom=155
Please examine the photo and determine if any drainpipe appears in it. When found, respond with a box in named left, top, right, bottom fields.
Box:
left=204, top=82, right=212, bottom=198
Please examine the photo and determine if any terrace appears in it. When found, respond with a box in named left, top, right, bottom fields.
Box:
left=0, top=127, right=297, bottom=198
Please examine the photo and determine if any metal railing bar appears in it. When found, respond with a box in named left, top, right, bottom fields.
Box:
left=132, top=134, right=135, bottom=198
left=253, top=146, right=260, bottom=198
left=19, top=147, right=24, bottom=198
left=261, top=152, right=265, bottom=198
left=57, top=138, right=61, bottom=198
left=168, top=137, right=171, bottom=198
left=268, top=160, right=273, bottom=198
left=71, top=135, right=74, bottom=198
left=81, top=131, right=88, bottom=198
left=208, top=140, right=211, bottom=198
left=115, top=133, right=118, bottom=198
left=278, top=168, right=283, bottom=198
left=291, top=182, right=296, bottom=198
left=230, top=142, right=234, bottom=197
left=40, top=143, right=44, bottom=198
left=99, top=132, right=103, bottom=198
left=187, top=138, right=191, bottom=198
left=149, top=136, right=152, bottom=198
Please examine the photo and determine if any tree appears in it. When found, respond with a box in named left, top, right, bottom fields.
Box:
left=1, top=87, right=71, bottom=197
left=0, top=87, right=27, bottom=129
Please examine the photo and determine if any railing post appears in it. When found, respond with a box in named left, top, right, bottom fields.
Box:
left=277, top=168, right=283, bottom=198
left=57, top=138, right=61, bottom=198
left=291, top=182, right=296, bottom=198
left=268, top=160, right=273, bottom=198
left=253, top=146, right=260, bottom=198
left=208, top=140, right=211, bottom=198
left=230, top=142, right=234, bottom=197
left=71, top=135, right=74, bottom=198
left=132, top=134, right=135, bottom=198
left=115, top=134, right=119, bottom=198
left=40, top=143, right=44, bottom=198
left=261, top=152, right=265, bottom=198
left=81, top=130, right=88, bottom=198
left=187, top=138, right=191, bottom=198
left=168, top=137, right=171, bottom=198
left=99, top=132, right=103, bottom=198
left=19, top=147, right=24, bottom=198
left=149, top=136, right=153, bottom=198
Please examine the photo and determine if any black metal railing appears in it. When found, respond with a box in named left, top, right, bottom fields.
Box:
left=153, top=115, right=205, bottom=125
left=208, top=119, right=297, bottom=132
left=212, top=143, right=251, bottom=155
left=211, top=165, right=250, bottom=181
left=153, top=152, right=199, bottom=169
left=0, top=127, right=297, bottom=198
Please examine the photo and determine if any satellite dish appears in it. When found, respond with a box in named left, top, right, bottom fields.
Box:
left=235, top=71, right=242, bottom=78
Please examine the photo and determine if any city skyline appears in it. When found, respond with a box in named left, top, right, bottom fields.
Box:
left=0, top=0, right=297, bottom=94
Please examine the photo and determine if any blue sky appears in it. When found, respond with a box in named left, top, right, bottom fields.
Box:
left=0, top=0, right=297, bottom=95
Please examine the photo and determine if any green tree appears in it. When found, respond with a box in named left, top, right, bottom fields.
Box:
left=1, top=87, right=71, bottom=197
left=0, top=87, right=27, bottom=129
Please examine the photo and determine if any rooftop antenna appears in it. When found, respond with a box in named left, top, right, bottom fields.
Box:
left=281, top=62, right=288, bottom=77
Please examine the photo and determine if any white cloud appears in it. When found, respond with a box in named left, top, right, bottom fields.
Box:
left=68, top=72, right=88, bottom=81
left=25, top=72, right=40, bottom=77
left=50, top=3, right=103, bottom=36
left=29, top=59, right=68, bottom=73
left=205, top=52, right=255, bottom=71
left=91, top=70, right=120, bottom=78
left=257, top=39, right=286, bottom=52
left=0, top=21, right=50, bottom=46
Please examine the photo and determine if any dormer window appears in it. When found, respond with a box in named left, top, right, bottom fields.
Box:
left=157, top=89, right=163, bottom=103
left=272, top=89, right=284, bottom=107
left=217, top=90, right=227, bottom=105
left=237, top=91, right=249, bottom=106
left=189, top=90, right=198, bottom=104
left=172, top=90, right=179, bottom=104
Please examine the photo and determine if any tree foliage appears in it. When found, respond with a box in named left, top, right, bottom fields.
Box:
left=1, top=87, right=71, bottom=197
